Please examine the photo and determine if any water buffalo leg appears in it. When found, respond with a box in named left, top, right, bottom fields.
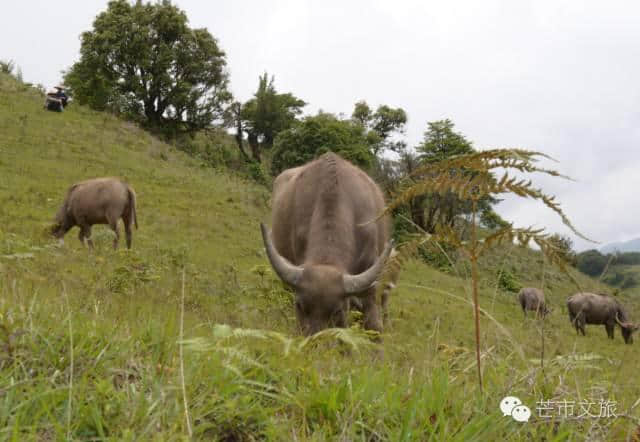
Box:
left=79, top=225, right=94, bottom=249
left=122, top=213, right=133, bottom=249
left=605, top=322, right=615, bottom=339
left=108, top=218, right=120, bottom=250
left=77, top=226, right=86, bottom=247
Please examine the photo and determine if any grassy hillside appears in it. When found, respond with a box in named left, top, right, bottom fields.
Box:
left=1, top=72, right=640, bottom=441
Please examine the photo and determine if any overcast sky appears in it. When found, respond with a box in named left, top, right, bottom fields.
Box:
left=3, top=0, right=640, bottom=251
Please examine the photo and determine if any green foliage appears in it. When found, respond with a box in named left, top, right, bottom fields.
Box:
left=613, top=251, right=640, bottom=265
left=480, top=209, right=509, bottom=230
left=64, top=0, right=232, bottom=135
left=418, top=119, right=474, bottom=161
left=408, top=119, right=498, bottom=233
left=417, top=242, right=454, bottom=271
left=246, top=162, right=269, bottom=186
left=236, top=73, right=305, bottom=162
left=548, top=233, right=577, bottom=267
left=0, top=59, right=14, bottom=74
left=270, top=112, right=375, bottom=175
left=576, top=249, right=608, bottom=277
left=496, top=269, right=521, bottom=293
left=602, top=270, right=638, bottom=289
left=352, top=100, right=407, bottom=154
left=106, top=252, right=161, bottom=294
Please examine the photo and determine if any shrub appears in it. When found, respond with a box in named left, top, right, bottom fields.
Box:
left=497, top=269, right=521, bottom=293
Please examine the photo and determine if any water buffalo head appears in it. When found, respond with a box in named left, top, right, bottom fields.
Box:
left=261, top=224, right=392, bottom=335
left=616, top=313, right=639, bottom=344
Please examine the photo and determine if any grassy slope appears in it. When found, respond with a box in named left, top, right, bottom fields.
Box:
left=1, top=73, right=639, bottom=441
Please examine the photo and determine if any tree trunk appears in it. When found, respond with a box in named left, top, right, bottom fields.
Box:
left=234, top=121, right=250, bottom=162
left=248, top=132, right=260, bottom=162
left=410, top=196, right=426, bottom=231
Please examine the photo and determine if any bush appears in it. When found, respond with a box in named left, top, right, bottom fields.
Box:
left=576, top=249, right=609, bottom=277
left=270, top=113, right=374, bottom=176
left=0, top=60, right=14, bottom=75
left=417, top=242, right=454, bottom=271
left=497, top=269, right=521, bottom=293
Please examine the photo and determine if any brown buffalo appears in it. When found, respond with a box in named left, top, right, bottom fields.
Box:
left=261, top=152, right=392, bottom=335
left=567, top=292, right=638, bottom=344
left=52, top=177, right=138, bottom=249
left=518, top=287, right=549, bottom=317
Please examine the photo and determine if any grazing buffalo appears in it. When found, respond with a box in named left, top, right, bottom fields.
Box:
left=261, top=152, right=392, bottom=335
left=518, top=287, right=549, bottom=317
left=567, top=292, right=638, bottom=344
left=52, top=177, right=138, bottom=249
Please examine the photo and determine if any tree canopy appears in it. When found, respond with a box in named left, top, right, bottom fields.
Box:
left=351, top=101, right=407, bottom=155
left=64, top=0, right=232, bottom=135
left=396, top=119, right=501, bottom=233
left=234, top=73, right=305, bottom=162
left=270, top=113, right=375, bottom=176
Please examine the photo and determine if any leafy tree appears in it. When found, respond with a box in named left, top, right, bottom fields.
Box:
left=351, top=101, right=407, bottom=155
left=406, top=119, right=498, bottom=233
left=235, top=73, right=305, bottom=162
left=613, top=252, right=640, bottom=265
left=270, top=113, right=374, bottom=175
left=0, top=60, right=14, bottom=74
left=576, top=249, right=610, bottom=277
left=480, top=209, right=509, bottom=230
left=64, top=0, right=232, bottom=135
left=548, top=234, right=577, bottom=266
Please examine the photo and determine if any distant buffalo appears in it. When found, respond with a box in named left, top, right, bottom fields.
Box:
left=261, top=152, right=392, bottom=335
left=52, top=177, right=138, bottom=249
left=567, top=292, right=638, bottom=344
left=518, top=287, right=549, bottom=317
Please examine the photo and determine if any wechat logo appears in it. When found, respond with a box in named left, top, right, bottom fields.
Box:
left=500, top=396, right=531, bottom=422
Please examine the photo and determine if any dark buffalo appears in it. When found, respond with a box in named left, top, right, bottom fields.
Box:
left=518, top=287, right=549, bottom=317
left=261, top=152, right=392, bottom=335
left=52, top=177, right=138, bottom=249
left=567, top=292, right=638, bottom=344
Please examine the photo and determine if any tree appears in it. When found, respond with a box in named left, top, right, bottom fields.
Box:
left=64, top=0, right=232, bottom=135
left=576, top=249, right=609, bottom=277
left=418, top=119, right=474, bottom=161
left=406, top=119, right=498, bottom=233
left=548, top=234, right=577, bottom=266
left=351, top=101, right=407, bottom=155
left=0, top=60, right=14, bottom=75
left=270, top=113, right=374, bottom=176
left=234, top=73, right=305, bottom=162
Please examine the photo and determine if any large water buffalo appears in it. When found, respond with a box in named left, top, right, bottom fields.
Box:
left=518, top=287, right=549, bottom=317
left=52, top=177, right=138, bottom=249
left=567, top=292, right=638, bottom=344
left=261, top=152, right=392, bottom=335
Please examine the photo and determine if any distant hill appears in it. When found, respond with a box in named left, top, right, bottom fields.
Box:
left=601, top=238, right=640, bottom=254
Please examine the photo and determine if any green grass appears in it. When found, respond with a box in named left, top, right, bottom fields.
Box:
left=1, top=72, right=640, bottom=440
